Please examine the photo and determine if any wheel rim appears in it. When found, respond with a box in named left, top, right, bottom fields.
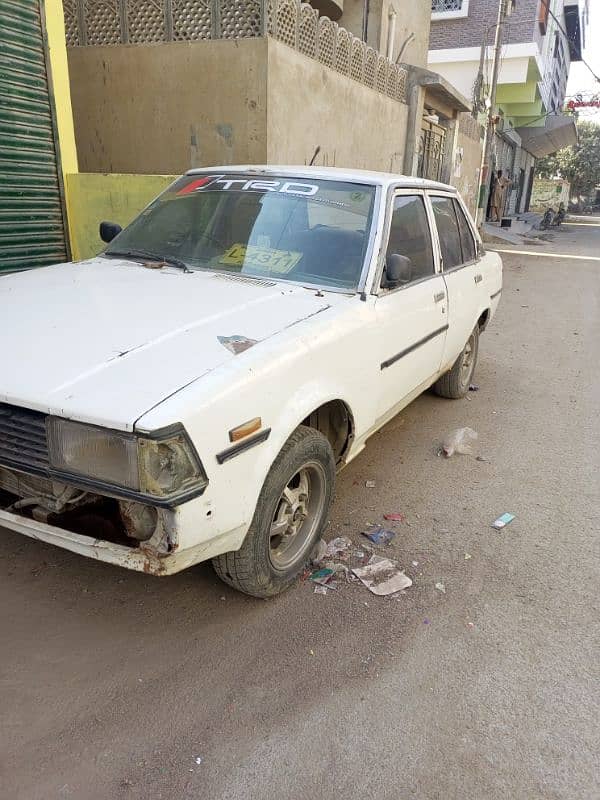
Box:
left=269, top=461, right=327, bottom=571
left=460, top=334, right=475, bottom=385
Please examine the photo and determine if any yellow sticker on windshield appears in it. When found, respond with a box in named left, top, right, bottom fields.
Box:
left=220, top=244, right=302, bottom=274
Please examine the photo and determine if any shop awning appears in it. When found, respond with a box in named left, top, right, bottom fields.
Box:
left=515, top=114, right=578, bottom=157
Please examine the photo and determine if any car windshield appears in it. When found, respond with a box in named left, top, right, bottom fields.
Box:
left=104, top=173, right=377, bottom=291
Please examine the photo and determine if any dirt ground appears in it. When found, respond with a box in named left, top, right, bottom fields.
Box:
left=1, top=223, right=599, bottom=800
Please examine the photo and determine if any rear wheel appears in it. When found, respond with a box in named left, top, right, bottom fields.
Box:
left=434, top=325, right=479, bottom=399
left=212, top=426, right=335, bottom=598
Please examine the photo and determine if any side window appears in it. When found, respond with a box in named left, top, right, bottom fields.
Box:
left=431, top=196, right=462, bottom=270
left=385, top=195, right=434, bottom=284
left=454, top=200, right=477, bottom=263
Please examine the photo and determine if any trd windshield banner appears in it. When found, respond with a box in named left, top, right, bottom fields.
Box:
left=174, top=174, right=320, bottom=197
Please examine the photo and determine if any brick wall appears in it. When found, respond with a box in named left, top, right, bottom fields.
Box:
left=429, top=0, right=541, bottom=51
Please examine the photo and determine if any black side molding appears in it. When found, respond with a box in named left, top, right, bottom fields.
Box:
left=216, top=429, right=271, bottom=464
left=381, top=325, right=449, bottom=370
left=490, top=289, right=502, bottom=300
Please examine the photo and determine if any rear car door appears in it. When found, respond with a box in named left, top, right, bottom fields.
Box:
left=374, top=191, right=448, bottom=422
left=429, top=193, right=482, bottom=373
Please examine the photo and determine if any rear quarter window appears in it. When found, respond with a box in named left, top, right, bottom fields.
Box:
left=454, top=200, right=477, bottom=263
left=431, top=196, right=462, bottom=269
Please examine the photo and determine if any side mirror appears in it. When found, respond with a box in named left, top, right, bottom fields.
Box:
left=99, top=221, right=122, bottom=243
left=381, top=253, right=412, bottom=289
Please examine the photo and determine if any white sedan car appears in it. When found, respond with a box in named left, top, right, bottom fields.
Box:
left=0, top=167, right=502, bottom=596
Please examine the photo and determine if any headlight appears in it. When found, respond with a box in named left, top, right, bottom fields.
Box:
left=137, top=435, right=202, bottom=498
left=47, top=418, right=207, bottom=504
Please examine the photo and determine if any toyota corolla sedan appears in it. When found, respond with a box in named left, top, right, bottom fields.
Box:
left=0, top=166, right=502, bottom=597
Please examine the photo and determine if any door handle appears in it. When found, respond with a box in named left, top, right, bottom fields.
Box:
left=474, top=273, right=483, bottom=284
left=434, top=291, right=446, bottom=303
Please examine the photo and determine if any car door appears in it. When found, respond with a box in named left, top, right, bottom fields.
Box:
left=429, top=193, right=482, bottom=373
left=374, top=190, right=448, bottom=423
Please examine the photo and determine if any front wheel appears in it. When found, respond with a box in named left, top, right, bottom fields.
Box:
left=212, top=425, right=335, bottom=598
left=433, top=325, right=479, bottom=399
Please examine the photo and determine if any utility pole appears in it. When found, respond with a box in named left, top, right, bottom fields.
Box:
left=476, top=0, right=512, bottom=228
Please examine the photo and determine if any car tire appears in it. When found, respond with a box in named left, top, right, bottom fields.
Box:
left=433, top=325, right=479, bottom=399
left=212, top=425, right=335, bottom=598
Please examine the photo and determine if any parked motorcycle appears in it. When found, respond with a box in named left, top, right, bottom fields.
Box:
left=540, top=203, right=565, bottom=230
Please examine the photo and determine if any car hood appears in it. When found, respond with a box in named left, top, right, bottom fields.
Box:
left=0, top=258, right=332, bottom=430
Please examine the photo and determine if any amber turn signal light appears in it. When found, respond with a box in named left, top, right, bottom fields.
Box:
left=229, top=417, right=262, bottom=443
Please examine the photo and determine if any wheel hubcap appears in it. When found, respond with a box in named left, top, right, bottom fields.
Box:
left=269, top=462, right=326, bottom=571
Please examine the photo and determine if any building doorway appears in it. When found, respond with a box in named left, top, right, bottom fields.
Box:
left=417, top=119, right=446, bottom=182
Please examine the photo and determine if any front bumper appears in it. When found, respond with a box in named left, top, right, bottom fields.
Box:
left=0, top=508, right=245, bottom=575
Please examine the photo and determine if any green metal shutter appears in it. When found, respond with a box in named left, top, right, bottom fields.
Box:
left=0, top=0, right=68, bottom=272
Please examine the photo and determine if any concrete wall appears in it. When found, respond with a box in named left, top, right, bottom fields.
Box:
left=342, top=0, right=430, bottom=67
left=338, top=0, right=365, bottom=39
left=68, top=37, right=410, bottom=176
left=65, top=173, right=176, bottom=260
left=450, top=115, right=483, bottom=216
left=68, top=39, right=268, bottom=173
left=266, top=38, right=408, bottom=171
left=384, top=0, right=431, bottom=68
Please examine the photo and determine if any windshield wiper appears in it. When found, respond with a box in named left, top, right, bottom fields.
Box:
left=105, top=248, right=193, bottom=273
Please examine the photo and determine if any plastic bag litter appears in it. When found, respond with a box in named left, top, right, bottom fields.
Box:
left=311, top=538, right=328, bottom=564
left=321, top=562, right=349, bottom=578
left=492, top=512, right=515, bottom=529
left=362, top=525, right=395, bottom=545
left=309, top=567, right=334, bottom=585
left=325, top=536, right=352, bottom=557
left=441, top=427, right=478, bottom=457
left=383, top=512, right=406, bottom=522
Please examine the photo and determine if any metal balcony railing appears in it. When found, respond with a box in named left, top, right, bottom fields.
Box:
left=63, top=0, right=407, bottom=103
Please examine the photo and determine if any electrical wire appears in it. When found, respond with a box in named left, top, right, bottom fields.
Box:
left=473, top=23, right=493, bottom=112
left=483, top=24, right=492, bottom=105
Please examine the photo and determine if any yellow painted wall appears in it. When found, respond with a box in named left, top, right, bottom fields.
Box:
left=66, top=173, right=177, bottom=260
left=43, top=0, right=79, bottom=259
left=43, top=1, right=78, bottom=175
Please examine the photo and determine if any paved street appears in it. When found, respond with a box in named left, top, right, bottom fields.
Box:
left=1, top=223, right=599, bottom=800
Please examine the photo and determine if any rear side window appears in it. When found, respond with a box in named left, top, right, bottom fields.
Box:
left=431, top=196, right=462, bottom=269
left=385, top=195, right=434, bottom=282
left=454, top=200, right=477, bottom=263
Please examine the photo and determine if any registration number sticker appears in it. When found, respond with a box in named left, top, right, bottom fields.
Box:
left=219, top=243, right=302, bottom=274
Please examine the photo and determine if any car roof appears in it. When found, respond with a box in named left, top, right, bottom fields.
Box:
left=185, top=165, right=456, bottom=193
